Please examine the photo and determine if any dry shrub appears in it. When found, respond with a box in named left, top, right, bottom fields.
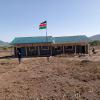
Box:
left=80, top=60, right=92, bottom=64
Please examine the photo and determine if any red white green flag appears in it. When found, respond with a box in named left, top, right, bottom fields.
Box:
left=39, top=21, right=47, bottom=29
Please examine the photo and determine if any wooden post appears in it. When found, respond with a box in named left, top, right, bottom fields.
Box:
left=11, top=46, right=14, bottom=56
left=50, top=46, right=52, bottom=56
left=15, top=47, right=17, bottom=56
left=88, top=44, right=90, bottom=55
left=75, top=45, right=76, bottom=55
left=25, top=47, right=27, bottom=56
left=85, top=44, right=87, bottom=54
left=80, top=45, right=82, bottom=54
left=38, top=46, right=40, bottom=56
left=63, top=46, right=65, bottom=54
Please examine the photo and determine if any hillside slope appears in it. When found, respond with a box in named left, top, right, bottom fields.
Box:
left=0, top=40, right=9, bottom=47
left=89, top=34, right=100, bottom=41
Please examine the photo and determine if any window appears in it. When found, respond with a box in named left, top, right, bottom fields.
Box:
left=54, top=46, right=62, bottom=51
left=65, top=46, right=73, bottom=50
left=41, top=46, right=49, bottom=50
left=29, top=47, right=36, bottom=52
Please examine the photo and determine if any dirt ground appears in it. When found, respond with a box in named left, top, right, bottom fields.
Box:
left=0, top=47, right=100, bottom=100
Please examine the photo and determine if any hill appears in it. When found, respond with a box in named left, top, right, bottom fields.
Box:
left=0, top=40, right=10, bottom=47
left=89, top=34, right=100, bottom=41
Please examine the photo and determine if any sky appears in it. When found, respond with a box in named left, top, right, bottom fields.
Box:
left=0, top=0, right=100, bottom=42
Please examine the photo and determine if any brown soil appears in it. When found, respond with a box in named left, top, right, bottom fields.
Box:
left=0, top=48, right=100, bottom=100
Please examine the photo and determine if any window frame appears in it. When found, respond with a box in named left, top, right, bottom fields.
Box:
left=64, top=46, right=73, bottom=50
left=41, top=46, right=49, bottom=50
left=29, top=46, right=36, bottom=52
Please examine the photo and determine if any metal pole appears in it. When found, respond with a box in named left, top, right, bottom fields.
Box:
left=46, top=21, right=48, bottom=43
left=46, top=21, right=49, bottom=61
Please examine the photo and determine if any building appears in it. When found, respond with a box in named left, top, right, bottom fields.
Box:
left=11, top=35, right=89, bottom=57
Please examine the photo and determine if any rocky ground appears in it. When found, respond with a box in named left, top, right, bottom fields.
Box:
left=0, top=48, right=100, bottom=100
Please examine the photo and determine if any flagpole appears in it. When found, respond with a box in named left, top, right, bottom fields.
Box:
left=39, top=20, right=49, bottom=61
left=46, top=21, right=49, bottom=61
left=46, top=21, right=48, bottom=43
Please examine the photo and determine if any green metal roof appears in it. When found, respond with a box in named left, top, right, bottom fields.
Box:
left=11, top=36, right=53, bottom=44
left=53, top=35, right=89, bottom=43
left=11, top=35, right=89, bottom=44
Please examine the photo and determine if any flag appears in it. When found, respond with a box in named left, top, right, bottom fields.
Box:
left=39, top=21, right=47, bottom=29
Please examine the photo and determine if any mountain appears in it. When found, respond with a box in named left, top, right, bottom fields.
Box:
left=0, top=40, right=4, bottom=43
left=89, top=34, right=100, bottom=41
left=0, top=40, right=10, bottom=47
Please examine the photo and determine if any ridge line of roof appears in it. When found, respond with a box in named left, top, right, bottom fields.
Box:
left=14, top=35, right=88, bottom=39
left=14, top=36, right=52, bottom=39
left=53, top=35, right=87, bottom=38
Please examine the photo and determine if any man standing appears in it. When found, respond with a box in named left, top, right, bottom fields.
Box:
left=17, top=48, right=22, bottom=64
left=92, top=47, right=96, bottom=54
